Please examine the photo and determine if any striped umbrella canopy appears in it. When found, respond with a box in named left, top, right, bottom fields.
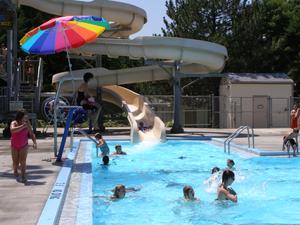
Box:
left=20, top=15, right=110, bottom=54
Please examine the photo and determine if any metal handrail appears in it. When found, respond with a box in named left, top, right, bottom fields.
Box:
left=224, top=126, right=255, bottom=154
left=70, top=128, right=99, bottom=157
left=224, top=126, right=244, bottom=152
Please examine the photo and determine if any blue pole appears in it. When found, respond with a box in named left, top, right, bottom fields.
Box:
left=56, top=108, right=76, bottom=162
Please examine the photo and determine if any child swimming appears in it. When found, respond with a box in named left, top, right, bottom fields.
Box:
left=95, top=133, right=110, bottom=156
left=226, top=159, right=235, bottom=170
left=217, top=170, right=237, bottom=202
left=102, top=155, right=109, bottom=165
left=183, top=185, right=199, bottom=201
left=111, top=184, right=126, bottom=199
left=204, top=166, right=222, bottom=190
left=95, top=184, right=141, bottom=200
left=112, top=145, right=127, bottom=155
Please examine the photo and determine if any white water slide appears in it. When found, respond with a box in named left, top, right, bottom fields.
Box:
left=15, top=0, right=228, bottom=143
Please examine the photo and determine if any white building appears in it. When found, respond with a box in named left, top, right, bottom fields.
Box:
left=219, top=73, right=294, bottom=128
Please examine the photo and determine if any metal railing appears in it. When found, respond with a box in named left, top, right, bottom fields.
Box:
left=70, top=128, right=99, bottom=157
left=147, top=95, right=292, bottom=128
left=224, top=126, right=255, bottom=154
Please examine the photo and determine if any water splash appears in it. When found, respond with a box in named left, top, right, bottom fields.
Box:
left=127, top=140, right=160, bottom=154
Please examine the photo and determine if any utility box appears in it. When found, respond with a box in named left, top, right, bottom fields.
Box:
left=219, top=73, right=294, bottom=128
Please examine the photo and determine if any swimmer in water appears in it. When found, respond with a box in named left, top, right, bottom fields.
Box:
left=204, top=166, right=221, bottom=188
left=111, top=184, right=126, bottom=199
left=112, top=145, right=127, bottom=155
left=183, top=185, right=199, bottom=201
left=211, top=166, right=220, bottom=174
left=102, top=155, right=109, bottom=165
left=226, top=159, right=235, bottom=170
left=217, top=169, right=237, bottom=202
left=95, top=184, right=141, bottom=200
left=95, top=133, right=110, bottom=156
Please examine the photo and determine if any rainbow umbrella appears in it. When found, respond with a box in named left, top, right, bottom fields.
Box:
left=20, top=15, right=109, bottom=94
left=20, top=15, right=110, bottom=54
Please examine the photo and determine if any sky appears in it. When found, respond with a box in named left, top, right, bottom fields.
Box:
left=78, top=0, right=169, bottom=38
left=115, top=0, right=168, bottom=38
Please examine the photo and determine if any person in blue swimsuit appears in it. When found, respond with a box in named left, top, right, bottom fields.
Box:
left=95, top=133, right=110, bottom=156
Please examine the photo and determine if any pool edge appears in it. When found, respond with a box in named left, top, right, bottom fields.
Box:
left=212, top=138, right=300, bottom=157
left=36, top=140, right=81, bottom=225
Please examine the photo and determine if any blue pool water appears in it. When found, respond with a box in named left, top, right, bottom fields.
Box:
left=91, top=140, right=300, bottom=225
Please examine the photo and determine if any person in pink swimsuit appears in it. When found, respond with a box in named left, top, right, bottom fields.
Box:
left=10, top=110, right=37, bottom=183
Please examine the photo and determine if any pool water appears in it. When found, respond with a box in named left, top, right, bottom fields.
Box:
left=92, top=140, right=300, bottom=225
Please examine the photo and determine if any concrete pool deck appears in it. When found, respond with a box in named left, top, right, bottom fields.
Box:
left=0, top=127, right=293, bottom=224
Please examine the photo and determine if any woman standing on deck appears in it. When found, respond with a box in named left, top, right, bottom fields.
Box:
left=10, top=110, right=37, bottom=183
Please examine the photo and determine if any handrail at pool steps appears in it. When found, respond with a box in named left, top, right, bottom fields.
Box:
left=224, top=126, right=255, bottom=154
left=71, top=128, right=99, bottom=157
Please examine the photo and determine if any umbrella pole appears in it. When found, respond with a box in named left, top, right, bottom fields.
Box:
left=62, top=28, right=75, bottom=95
left=53, top=79, right=64, bottom=156
left=66, top=49, right=75, bottom=95
left=53, top=29, right=76, bottom=158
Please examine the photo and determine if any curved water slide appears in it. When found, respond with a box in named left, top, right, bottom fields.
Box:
left=13, top=0, right=147, bottom=38
left=15, top=0, right=228, bottom=143
left=102, top=85, right=166, bottom=143
left=51, top=37, right=227, bottom=142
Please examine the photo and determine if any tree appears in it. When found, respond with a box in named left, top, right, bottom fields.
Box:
left=162, top=0, right=300, bottom=94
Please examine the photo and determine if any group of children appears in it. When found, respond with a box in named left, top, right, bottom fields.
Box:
left=94, top=133, right=127, bottom=166
left=94, top=135, right=238, bottom=203
left=93, top=134, right=141, bottom=200
left=183, top=159, right=237, bottom=202
left=94, top=132, right=238, bottom=202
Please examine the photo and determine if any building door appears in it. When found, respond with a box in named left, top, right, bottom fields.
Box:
left=253, top=96, right=269, bottom=128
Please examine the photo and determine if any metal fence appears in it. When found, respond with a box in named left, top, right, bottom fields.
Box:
left=0, top=88, right=295, bottom=128
left=147, top=95, right=293, bottom=128
left=0, top=59, right=41, bottom=117
left=0, top=87, right=9, bottom=114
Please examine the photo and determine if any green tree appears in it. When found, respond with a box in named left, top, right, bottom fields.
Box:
left=162, top=0, right=300, bottom=94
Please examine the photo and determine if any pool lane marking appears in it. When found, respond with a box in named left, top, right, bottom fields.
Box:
left=37, top=140, right=81, bottom=225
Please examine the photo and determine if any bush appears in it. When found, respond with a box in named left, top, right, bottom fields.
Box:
left=165, top=120, right=173, bottom=128
left=37, top=119, right=47, bottom=128
left=104, top=119, right=129, bottom=127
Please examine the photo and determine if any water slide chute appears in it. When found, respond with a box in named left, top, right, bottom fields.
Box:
left=16, top=0, right=228, bottom=143
left=12, top=0, right=147, bottom=38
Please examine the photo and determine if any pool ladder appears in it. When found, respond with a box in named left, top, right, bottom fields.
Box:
left=224, top=126, right=255, bottom=154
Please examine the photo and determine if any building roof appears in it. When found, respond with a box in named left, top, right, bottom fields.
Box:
left=222, top=73, right=294, bottom=84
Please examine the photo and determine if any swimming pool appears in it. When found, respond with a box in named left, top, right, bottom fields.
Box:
left=92, top=140, right=300, bottom=225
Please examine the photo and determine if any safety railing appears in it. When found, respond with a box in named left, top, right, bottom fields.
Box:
left=224, top=126, right=255, bottom=154
left=70, top=128, right=99, bottom=157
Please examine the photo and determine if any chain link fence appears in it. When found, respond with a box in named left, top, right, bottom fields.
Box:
left=147, top=95, right=293, bottom=128
left=0, top=90, right=294, bottom=128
